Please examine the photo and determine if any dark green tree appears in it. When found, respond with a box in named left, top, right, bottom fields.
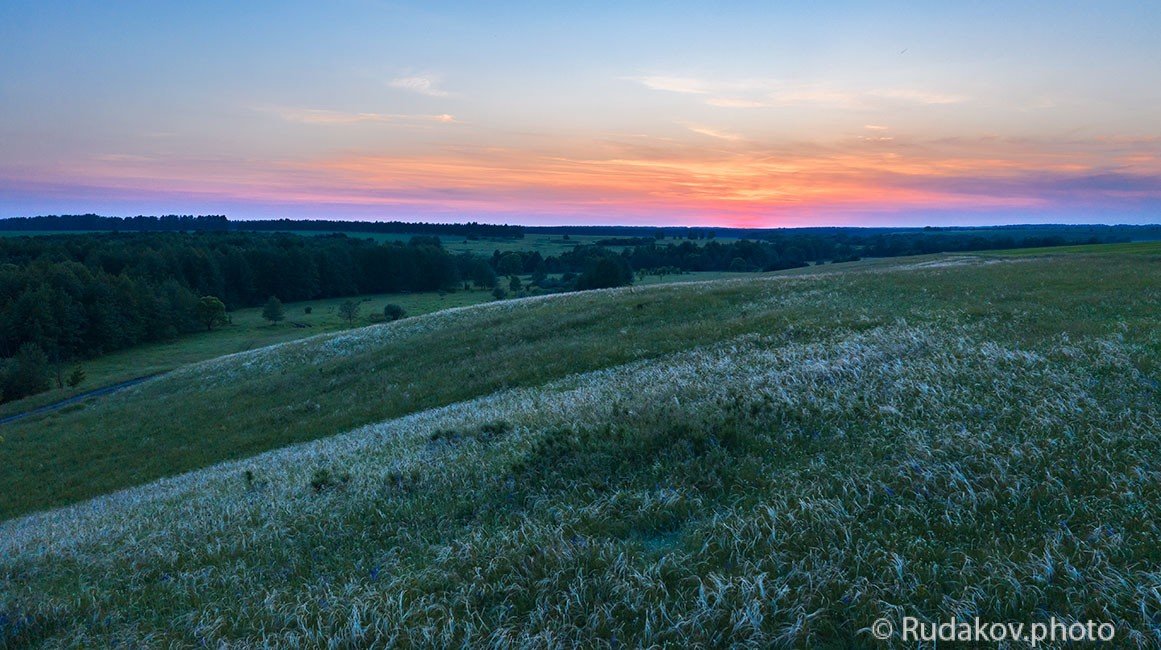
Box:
left=196, top=296, right=228, bottom=331
left=339, top=299, right=360, bottom=326
left=497, top=253, right=523, bottom=276
left=261, top=296, right=285, bottom=325
left=67, top=365, right=86, bottom=388
left=576, top=257, right=633, bottom=290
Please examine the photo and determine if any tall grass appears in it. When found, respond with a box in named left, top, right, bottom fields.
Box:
left=2, top=320, right=1158, bottom=646
left=2, top=254, right=1155, bottom=521
left=1, top=252, right=1159, bottom=646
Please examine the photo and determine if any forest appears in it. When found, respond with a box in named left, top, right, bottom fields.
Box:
left=0, top=232, right=634, bottom=403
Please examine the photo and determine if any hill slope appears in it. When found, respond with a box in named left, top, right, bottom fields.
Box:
left=2, top=251, right=1160, bottom=646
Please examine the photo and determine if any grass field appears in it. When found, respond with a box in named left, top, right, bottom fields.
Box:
left=986, top=239, right=1161, bottom=257
left=0, top=272, right=757, bottom=419
left=284, top=230, right=615, bottom=255
left=2, top=249, right=1159, bottom=646
left=0, top=289, right=494, bottom=418
left=284, top=230, right=745, bottom=256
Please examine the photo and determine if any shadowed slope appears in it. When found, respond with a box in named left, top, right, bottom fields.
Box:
left=1, top=253, right=1157, bottom=521
left=2, top=315, right=1158, bottom=645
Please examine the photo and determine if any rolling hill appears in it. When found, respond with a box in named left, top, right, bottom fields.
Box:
left=2, top=249, right=1159, bottom=647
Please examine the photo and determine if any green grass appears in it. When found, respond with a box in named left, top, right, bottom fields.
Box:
left=984, top=239, right=1161, bottom=256
left=0, top=289, right=494, bottom=418
left=0, top=272, right=760, bottom=419
left=634, top=270, right=765, bottom=285
left=2, top=250, right=1159, bottom=646
left=2, top=252, right=1156, bottom=520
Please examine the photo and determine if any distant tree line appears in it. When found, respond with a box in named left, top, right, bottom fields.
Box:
left=0, top=214, right=524, bottom=238
left=2, top=217, right=1158, bottom=404
left=0, top=214, right=230, bottom=232
left=236, top=218, right=524, bottom=238
left=5, top=215, right=1159, bottom=245
left=615, top=228, right=1149, bottom=273
left=525, top=223, right=1161, bottom=242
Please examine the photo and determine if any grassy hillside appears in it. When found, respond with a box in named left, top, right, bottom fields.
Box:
left=0, top=272, right=760, bottom=420
left=987, top=240, right=1161, bottom=257
left=2, top=250, right=1160, bottom=646
left=0, top=289, right=494, bottom=419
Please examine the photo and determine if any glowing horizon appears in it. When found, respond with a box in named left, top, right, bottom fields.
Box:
left=2, top=2, right=1159, bottom=227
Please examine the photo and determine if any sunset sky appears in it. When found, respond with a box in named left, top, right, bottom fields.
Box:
left=2, top=1, right=1159, bottom=226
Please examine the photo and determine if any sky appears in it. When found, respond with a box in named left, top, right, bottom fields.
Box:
left=1, top=1, right=1160, bottom=227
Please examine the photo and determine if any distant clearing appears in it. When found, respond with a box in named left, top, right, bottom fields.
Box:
left=987, top=239, right=1161, bottom=256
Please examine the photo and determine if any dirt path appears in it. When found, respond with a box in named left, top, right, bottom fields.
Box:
left=0, top=374, right=160, bottom=426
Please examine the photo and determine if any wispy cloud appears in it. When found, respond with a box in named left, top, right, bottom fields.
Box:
left=870, top=89, right=967, bottom=105
left=258, top=106, right=456, bottom=125
left=681, top=122, right=743, bottom=141
left=389, top=74, right=451, bottom=97
left=629, top=75, right=714, bottom=95
left=705, top=97, right=770, bottom=109
left=630, top=73, right=969, bottom=110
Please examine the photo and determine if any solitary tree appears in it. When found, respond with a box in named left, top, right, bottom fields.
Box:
left=508, top=275, right=522, bottom=293
left=196, top=296, right=228, bottom=331
left=383, top=303, right=406, bottom=321
left=339, top=299, right=360, bottom=326
left=67, top=366, right=86, bottom=388
left=262, top=296, right=285, bottom=325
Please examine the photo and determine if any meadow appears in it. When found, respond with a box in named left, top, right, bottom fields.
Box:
left=285, top=230, right=612, bottom=255
left=282, top=230, right=742, bottom=256
left=0, top=270, right=762, bottom=420
left=986, top=239, right=1161, bottom=257
left=1, top=248, right=1159, bottom=647
left=0, top=289, right=495, bottom=419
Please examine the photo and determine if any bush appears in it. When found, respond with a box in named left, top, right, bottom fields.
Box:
left=66, top=366, right=86, bottom=388
left=383, top=304, right=406, bottom=321
left=492, top=287, right=508, bottom=300
left=261, top=296, right=285, bottom=324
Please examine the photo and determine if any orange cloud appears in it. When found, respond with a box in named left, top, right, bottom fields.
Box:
left=12, top=131, right=1158, bottom=225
